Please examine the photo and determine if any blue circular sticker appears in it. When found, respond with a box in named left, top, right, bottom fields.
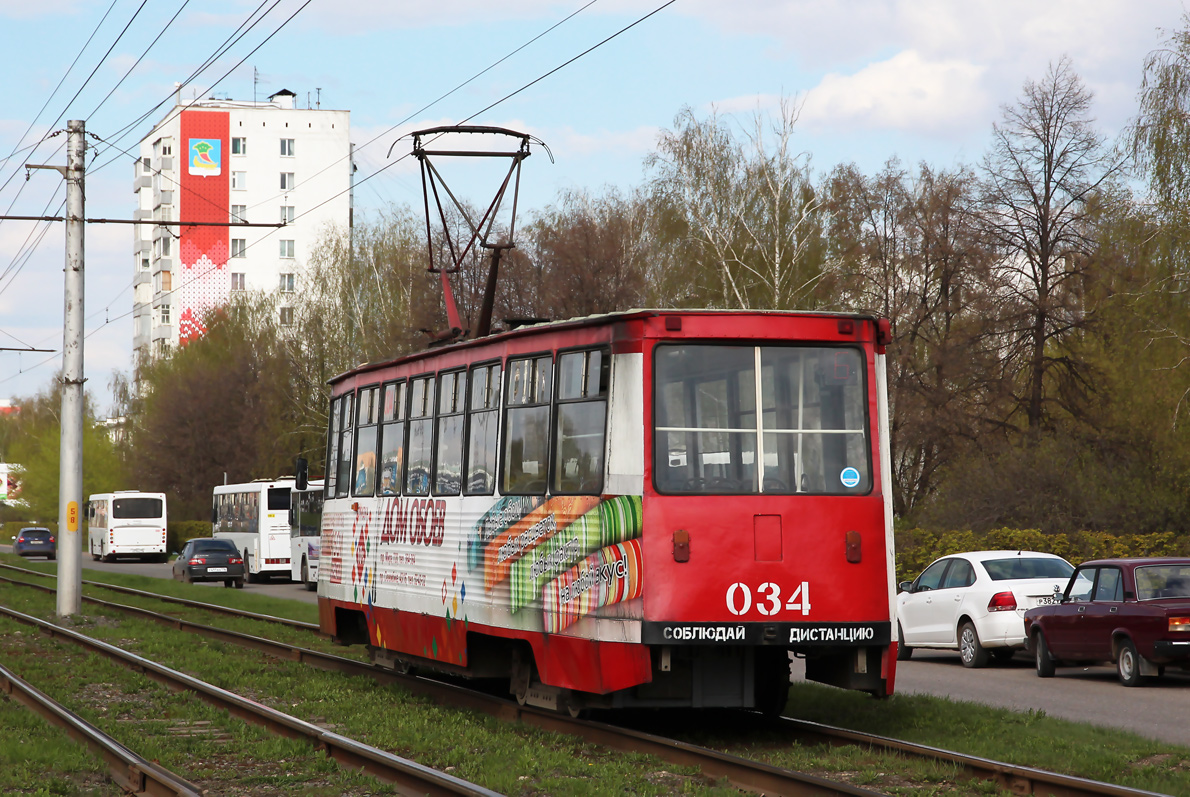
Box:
left=840, top=467, right=860, bottom=488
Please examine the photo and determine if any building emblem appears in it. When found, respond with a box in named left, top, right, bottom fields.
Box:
left=188, top=138, right=221, bottom=176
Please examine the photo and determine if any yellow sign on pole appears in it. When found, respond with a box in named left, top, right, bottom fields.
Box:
left=67, top=501, right=79, bottom=532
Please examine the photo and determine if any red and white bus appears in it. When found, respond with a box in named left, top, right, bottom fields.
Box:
left=318, top=310, right=896, bottom=713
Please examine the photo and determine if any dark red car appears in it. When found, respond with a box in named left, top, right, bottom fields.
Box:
left=1024, top=557, right=1190, bottom=686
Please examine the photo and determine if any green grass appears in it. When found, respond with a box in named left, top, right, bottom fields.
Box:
left=683, top=683, right=1190, bottom=796
left=3, top=555, right=1189, bottom=795
left=0, top=552, right=318, bottom=624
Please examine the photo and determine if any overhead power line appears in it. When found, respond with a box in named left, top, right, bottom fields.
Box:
left=2, top=0, right=678, bottom=388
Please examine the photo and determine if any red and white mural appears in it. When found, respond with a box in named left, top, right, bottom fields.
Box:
left=178, top=111, right=229, bottom=344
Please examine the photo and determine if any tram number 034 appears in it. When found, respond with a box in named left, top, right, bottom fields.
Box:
left=725, top=581, right=811, bottom=616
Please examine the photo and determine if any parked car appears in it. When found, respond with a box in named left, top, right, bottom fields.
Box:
left=897, top=550, right=1074, bottom=667
left=11, top=527, right=56, bottom=560
left=172, top=538, right=245, bottom=588
left=1024, top=557, right=1190, bottom=686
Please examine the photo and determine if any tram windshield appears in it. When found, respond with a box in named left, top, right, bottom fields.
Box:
left=653, top=344, right=871, bottom=495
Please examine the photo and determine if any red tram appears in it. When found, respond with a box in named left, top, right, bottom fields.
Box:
left=318, top=310, right=897, bottom=713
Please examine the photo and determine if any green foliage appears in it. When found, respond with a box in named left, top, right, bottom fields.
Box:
left=167, top=520, right=212, bottom=553
left=0, top=384, right=128, bottom=521
left=122, top=298, right=296, bottom=520
left=3, top=520, right=59, bottom=538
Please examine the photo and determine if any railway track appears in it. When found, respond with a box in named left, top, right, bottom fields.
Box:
left=0, top=660, right=203, bottom=797
left=0, top=567, right=1172, bottom=797
left=0, top=602, right=502, bottom=797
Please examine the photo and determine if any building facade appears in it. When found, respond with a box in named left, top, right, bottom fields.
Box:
left=132, top=89, right=351, bottom=363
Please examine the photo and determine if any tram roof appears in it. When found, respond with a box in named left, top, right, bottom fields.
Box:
left=329, top=307, right=881, bottom=386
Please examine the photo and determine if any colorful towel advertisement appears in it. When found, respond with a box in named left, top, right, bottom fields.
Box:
left=542, top=538, right=644, bottom=633
left=481, top=495, right=600, bottom=592
left=509, top=495, right=642, bottom=613
left=466, top=493, right=644, bottom=633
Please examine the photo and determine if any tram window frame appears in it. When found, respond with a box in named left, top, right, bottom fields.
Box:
left=352, top=385, right=379, bottom=497
left=404, top=373, right=435, bottom=496
left=377, top=380, right=406, bottom=497
left=501, top=352, right=554, bottom=496
left=650, top=342, right=872, bottom=496
left=325, top=395, right=341, bottom=499
left=433, top=369, right=468, bottom=496
left=551, top=346, right=610, bottom=495
left=334, top=392, right=355, bottom=499
left=464, top=360, right=502, bottom=496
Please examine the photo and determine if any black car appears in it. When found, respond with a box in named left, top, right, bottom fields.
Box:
left=172, top=538, right=245, bottom=588
left=12, top=527, right=56, bottom=559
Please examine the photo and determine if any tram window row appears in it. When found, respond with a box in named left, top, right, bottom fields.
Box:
left=325, top=347, right=610, bottom=500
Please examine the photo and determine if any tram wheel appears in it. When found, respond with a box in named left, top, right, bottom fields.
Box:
left=755, top=649, right=791, bottom=718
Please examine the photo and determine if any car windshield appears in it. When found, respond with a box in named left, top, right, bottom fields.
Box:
left=192, top=540, right=237, bottom=553
left=981, top=557, right=1073, bottom=581
left=1135, top=565, right=1190, bottom=600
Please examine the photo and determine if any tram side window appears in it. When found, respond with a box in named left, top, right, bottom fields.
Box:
left=405, top=376, right=435, bottom=496
left=335, top=392, right=355, bottom=498
left=353, top=386, right=379, bottom=497
left=553, top=349, right=608, bottom=494
left=325, top=396, right=341, bottom=498
left=378, top=381, right=405, bottom=496
left=435, top=370, right=467, bottom=495
left=465, top=363, right=501, bottom=495
left=503, top=355, right=552, bottom=495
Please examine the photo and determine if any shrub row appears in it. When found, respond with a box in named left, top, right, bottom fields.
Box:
left=895, top=527, right=1190, bottom=583
left=167, top=520, right=212, bottom=553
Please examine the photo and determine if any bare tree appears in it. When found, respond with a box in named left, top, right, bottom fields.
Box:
left=980, top=57, right=1123, bottom=432
left=1131, top=13, right=1190, bottom=225
left=645, top=100, right=827, bottom=310
left=520, top=187, right=648, bottom=319
left=827, top=160, right=999, bottom=516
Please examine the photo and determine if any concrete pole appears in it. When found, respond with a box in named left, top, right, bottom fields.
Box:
left=57, top=120, right=86, bottom=618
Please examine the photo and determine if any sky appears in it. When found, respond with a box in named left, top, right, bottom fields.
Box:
left=0, top=0, right=1186, bottom=416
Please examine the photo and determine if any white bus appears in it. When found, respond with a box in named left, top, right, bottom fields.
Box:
left=87, top=491, right=168, bottom=562
left=289, top=479, right=324, bottom=591
left=212, top=478, right=295, bottom=582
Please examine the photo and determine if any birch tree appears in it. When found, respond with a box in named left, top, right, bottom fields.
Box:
left=645, top=101, right=827, bottom=310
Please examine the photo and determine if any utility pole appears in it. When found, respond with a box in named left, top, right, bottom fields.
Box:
left=58, top=120, right=86, bottom=617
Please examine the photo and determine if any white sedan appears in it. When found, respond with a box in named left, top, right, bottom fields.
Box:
left=896, top=550, right=1074, bottom=667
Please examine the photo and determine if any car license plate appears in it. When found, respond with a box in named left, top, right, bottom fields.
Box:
left=29, top=540, right=44, bottom=545
left=1034, top=596, right=1059, bottom=606
left=208, top=567, right=227, bottom=573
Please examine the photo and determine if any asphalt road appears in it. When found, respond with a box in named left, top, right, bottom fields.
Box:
left=793, top=648, right=1190, bottom=747
left=6, top=548, right=1187, bottom=746
left=3, top=547, right=318, bottom=605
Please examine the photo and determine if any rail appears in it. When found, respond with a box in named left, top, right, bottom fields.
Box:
left=0, top=661, right=203, bottom=797
left=0, top=603, right=501, bottom=797
left=0, top=566, right=1170, bottom=797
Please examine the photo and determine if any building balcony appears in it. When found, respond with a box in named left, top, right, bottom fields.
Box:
left=134, top=175, right=151, bottom=191
left=133, top=270, right=151, bottom=287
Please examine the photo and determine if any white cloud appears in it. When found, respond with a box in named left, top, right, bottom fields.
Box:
left=799, top=50, right=988, bottom=136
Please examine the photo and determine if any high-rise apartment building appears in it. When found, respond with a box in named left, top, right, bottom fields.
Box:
left=132, top=89, right=351, bottom=363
